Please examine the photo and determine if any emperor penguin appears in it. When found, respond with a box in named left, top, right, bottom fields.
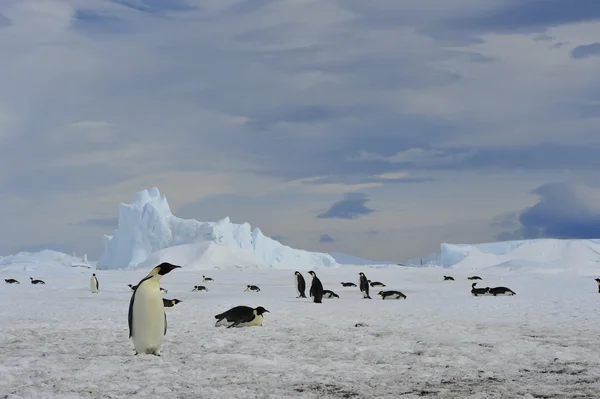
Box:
left=443, top=275, right=455, bottom=281
left=245, top=285, right=261, bottom=292
left=90, top=273, right=99, bottom=293
left=30, top=277, right=45, bottom=285
left=5, top=278, right=20, bottom=284
left=202, top=275, right=213, bottom=282
left=162, top=298, right=182, bottom=308
left=341, top=282, right=357, bottom=287
left=595, top=278, right=600, bottom=293
left=192, top=285, right=207, bottom=292
left=308, top=270, right=323, bottom=303
left=488, top=286, right=516, bottom=296
left=377, top=290, right=407, bottom=300
left=368, top=280, right=386, bottom=288
left=214, top=305, right=269, bottom=328
left=468, top=276, right=482, bottom=280
left=471, top=282, right=490, bottom=296
left=359, top=272, right=371, bottom=299
left=294, top=271, right=307, bottom=298
left=128, top=262, right=181, bottom=356
left=322, top=289, right=339, bottom=299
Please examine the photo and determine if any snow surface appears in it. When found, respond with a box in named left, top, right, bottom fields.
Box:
left=2, top=250, right=600, bottom=398
left=97, top=188, right=337, bottom=271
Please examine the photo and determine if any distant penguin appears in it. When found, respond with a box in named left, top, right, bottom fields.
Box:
left=489, top=286, right=516, bottom=296
left=377, top=290, right=406, bottom=300
left=595, top=278, right=600, bottom=293
left=192, top=285, right=207, bottom=292
left=30, top=277, right=45, bottom=285
left=359, top=272, right=371, bottom=299
left=160, top=287, right=168, bottom=294
left=368, top=280, right=386, bottom=288
left=162, top=298, right=182, bottom=308
left=214, top=305, right=269, bottom=328
left=90, top=273, right=99, bottom=293
left=468, top=276, right=482, bottom=280
left=203, top=275, right=213, bottom=282
left=128, top=284, right=138, bottom=291
left=322, top=289, right=339, bottom=298
left=5, top=278, right=19, bottom=284
left=308, top=270, right=324, bottom=303
left=443, top=276, right=455, bottom=281
left=128, top=262, right=181, bottom=356
left=245, top=285, right=261, bottom=292
left=341, top=282, right=357, bottom=287
left=470, top=282, right=490, bottom=296
left=295, top=271, right=307, bottom=298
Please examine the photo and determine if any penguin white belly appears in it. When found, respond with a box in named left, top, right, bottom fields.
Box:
left=132, top=281, right=165, bottom=354
left=90, top=279, right=98, bottom=293
left=383, top=294, right=403, bottom=299
left=237, top=314, right=263, bottom=327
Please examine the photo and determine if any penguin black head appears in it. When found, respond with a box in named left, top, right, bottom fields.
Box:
left=377, top=291, right=383, bottom=296
left=151, top=262, right=182, bottom=276
left=359, top=272, right=365, bottom=276
left=295, top=271, right=301, bottom=275
left=308, top=270, right=316, bottom=277
left=92, top=273, right=96, bottom=276
left=255, top=306, right=269, bottom=315
left=595, top=278, right=600, bottom=283
left=171, top=299, right=182, bottom=305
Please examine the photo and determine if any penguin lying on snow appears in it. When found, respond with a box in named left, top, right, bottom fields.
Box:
left=128, top=262, right=181, bottom=356
left=5, top=278, right=19, bottom=284
left=245, top=285, right=261, bottom=292
left=341, top=282, right=357, bottom=287
left=162, top=298, right=182, bottom=308
left=468, top=276, right=482, bottom=280
left=192, top=285, right=208, bottom=292
left=90, top=273, right=99, bottom=293
left=322, top=290, right=339, bottom=298
left=202, top=275, right=213, bottom=282
left=308, top=271, right=324, bottom=303
left=443, top=276, right=455, bottom=281
left=295, top=271, right=307, bottom=298
left=214, top=306, right=269, bottom=328
left=30, top=277, right=45, bottom=284
left=359, top=272, right=371, bottom=299
left=368, top=280, right=386, bottom=288
left=470, top=283, right=491, bottom=296
left=377, top=290, right=406, bottom=300
left=488, top=286, right=516, bottom=296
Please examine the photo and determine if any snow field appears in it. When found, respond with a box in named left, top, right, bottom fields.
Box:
left=2, top=265, right=600, bottom=398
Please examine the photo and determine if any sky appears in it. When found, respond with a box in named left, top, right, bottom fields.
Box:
left=1, top=0, right=600, bottom=262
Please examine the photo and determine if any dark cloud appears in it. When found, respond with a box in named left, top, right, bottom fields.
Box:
left=496, top=182, right=600, bottom=240
left=445, top=0, right=600, bottom=34
left=319, top=233, right=335, bottom=243
left=317, top=193, right=375, bottom=219
left=572, top=43, right=600, bottom=59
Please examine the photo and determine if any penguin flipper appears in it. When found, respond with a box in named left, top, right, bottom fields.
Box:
left=128, top=290, right=135, bottom=338
left=164, top=311, right=167, bottom=336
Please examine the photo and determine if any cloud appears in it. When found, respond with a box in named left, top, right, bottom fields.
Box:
left=496, top=182, right=600, bottom=240
left=572, top=43, right=600, bottom=59
left=319, top=233, right=335, bottom=243
left=2, top=0, right=600, bottom=260
left=317, top=193, right=375, bottom=219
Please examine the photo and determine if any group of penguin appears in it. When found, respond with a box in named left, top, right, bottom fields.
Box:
left=6, top=266, right=600, bottom=357
left=4, top=277, right=46, bottom=285
left=442, top=275, right=517, bottom=296
left=294, top=270, right=406, bottom=302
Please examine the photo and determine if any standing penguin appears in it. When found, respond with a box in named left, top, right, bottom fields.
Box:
left=90, top=273, right=99, bottom=293
left=308, top=270, right=323, bottom=303
left=128, top=262, right=181, bottom=356
left=294, top=271, right=307, bottom=298
left=359, top=272, right=371, bottom=299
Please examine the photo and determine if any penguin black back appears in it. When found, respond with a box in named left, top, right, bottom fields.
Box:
left=341, top=282, right=357, bottom=287
left=5, top=278, right=19, bottom=284
left=295, top=271, right=307, bottom=298
left=359, top=272, right=371, bottom=299
left=308, top=271, right=323, bottom=303
left=468, top=276, right=482, bottom=280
